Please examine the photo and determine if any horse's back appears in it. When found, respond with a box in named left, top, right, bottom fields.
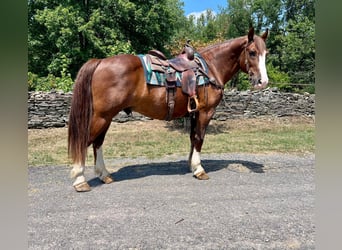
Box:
left=89, top=54, right=144, bottom=114
left=92, top=54, right=145, bottom=89
left=94, top=54, right=143, bottom=80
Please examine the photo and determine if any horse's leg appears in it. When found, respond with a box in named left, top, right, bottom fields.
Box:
left=188, top=109, right=214, bottom=180
left=92, top=125, right=114, bottom=184
left=71, top=161, right=90, bottom=192
left=90, top=115, right=115, bottom=184
left=71, top=115, right=113, bottom=192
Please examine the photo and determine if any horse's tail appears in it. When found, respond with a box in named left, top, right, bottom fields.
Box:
left=68, top=59, right=101, bottom=164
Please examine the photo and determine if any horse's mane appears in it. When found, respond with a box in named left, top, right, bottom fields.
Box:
left=198, top=36, right=245, bottom=53
left=199, top=34, right=265, bottom=54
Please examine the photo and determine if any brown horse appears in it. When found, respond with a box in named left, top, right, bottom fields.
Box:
left=68, top=27, right=269, bottom=192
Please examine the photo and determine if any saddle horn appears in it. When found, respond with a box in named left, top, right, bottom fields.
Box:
left=182, top=40, right=195, bottom=60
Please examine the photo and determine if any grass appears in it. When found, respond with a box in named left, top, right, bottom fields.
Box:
left=203, top=117, right=315, bottom=154
left=28, top=116, right=315, bottom=167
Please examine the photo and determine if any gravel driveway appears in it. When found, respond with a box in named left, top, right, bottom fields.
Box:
left=28, top=153, right=315, bottom=249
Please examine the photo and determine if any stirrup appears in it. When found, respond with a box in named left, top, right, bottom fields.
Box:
left=187, top=95, right=199, bottom=113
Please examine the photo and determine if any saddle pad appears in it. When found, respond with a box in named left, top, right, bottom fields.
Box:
left=138, top=55, right=180, bottom=86
left=138, top=55, right=208, bottom=87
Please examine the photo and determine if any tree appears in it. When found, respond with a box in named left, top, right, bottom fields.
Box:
left=223, top=0, right=315, bottom=90
left=225, top=0, right=253, bottom=37
left=270, top=0, right=315, bottom=85
left=285, top=0, right=314, bottom=23
left=29, top=0, right=132, bottom=78
left=28, top=0, right=315, bottom=92
left=276, top=16, right=315, bottom=84
left=28, top=0, right=185, bottom=79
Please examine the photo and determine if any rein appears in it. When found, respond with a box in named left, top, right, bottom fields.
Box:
left=197, top=67, right=223, bottom=90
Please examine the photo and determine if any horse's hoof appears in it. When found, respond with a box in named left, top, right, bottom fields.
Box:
left=74, top=182, right=91, bottom=192
left=102, top=175, right=114, bottom=184
left=195, top=172, right=210, bottom=180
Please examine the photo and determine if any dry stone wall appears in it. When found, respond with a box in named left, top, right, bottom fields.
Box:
left=28, top=91, right=72, bottom=129
left=28, top=88, right=315, bottom=129
left=214, top=88, right=315, bottom=121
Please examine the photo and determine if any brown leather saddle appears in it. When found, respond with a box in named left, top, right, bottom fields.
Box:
left=146, top=41, right=203, bottom=120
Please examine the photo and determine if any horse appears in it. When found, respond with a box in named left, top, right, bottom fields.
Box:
left=68, top=27, right=269, bottom=192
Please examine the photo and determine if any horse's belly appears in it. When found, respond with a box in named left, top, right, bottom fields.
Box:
left=132, top=87, right=188, bottom=120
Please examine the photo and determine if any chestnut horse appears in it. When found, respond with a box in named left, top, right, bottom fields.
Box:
left=68, top=27, right=269, bottom=192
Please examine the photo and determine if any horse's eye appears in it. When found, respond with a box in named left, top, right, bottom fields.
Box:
left=249, top=51, right=256, bottom=57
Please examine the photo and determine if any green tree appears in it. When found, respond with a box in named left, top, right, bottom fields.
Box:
left=276, top=16, right=315, bottom=84
left=285, top=0, right=314, bottom=23
left=176, top=9, right=223, bottom=43
left=223, top=0, right=315, bottom=90
left=28, top=0, right=315, bottom=93
left=29, top=0, right=134, bottom=79
left=225, top=0, right=253, bottom=37
left=270, top=0, right=315, bottom=85
left=28, top=0, right=185, bottom=81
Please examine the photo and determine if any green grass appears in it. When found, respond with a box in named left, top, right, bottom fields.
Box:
left=28, top=116, right=315, bottom=166
left=204, top=127, right=314, bottom=154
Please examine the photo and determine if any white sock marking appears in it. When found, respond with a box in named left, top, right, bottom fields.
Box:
left=190, top=148, right=205, bottom=175
left=70, top=163, right=86, bottom=186
left=94, top=147, right=110, bottom=179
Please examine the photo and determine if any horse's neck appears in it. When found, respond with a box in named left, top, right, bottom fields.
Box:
left=200, top=36, right=247, bottom=85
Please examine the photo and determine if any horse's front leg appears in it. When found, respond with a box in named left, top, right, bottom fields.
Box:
left=188, top=110, right=214, bottom=180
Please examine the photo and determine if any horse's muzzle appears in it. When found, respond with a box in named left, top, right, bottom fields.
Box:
left=250, top=75, right=268, bottom=90
left=253, top=80, right=268, bottom=89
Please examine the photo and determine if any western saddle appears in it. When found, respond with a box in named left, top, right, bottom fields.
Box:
left=146, top=40, right=208, bottom=120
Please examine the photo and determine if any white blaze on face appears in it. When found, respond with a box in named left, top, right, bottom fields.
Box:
left=258, top=51, right=268, bottom=86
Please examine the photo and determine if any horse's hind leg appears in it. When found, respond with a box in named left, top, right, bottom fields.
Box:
left=71, top=117, right=113, bottom=192
left=71, top=163, right=90, bottom=192
left=92, top=127, right=114, bottom=184
left=91, top=118, right=114, bottom=184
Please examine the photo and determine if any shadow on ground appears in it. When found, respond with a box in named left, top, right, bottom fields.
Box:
left=88, top=159, right=265, bottom=188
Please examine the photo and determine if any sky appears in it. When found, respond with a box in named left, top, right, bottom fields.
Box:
left=182, top=0, right=228, bottom=17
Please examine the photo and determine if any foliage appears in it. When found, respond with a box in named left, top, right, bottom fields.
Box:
left=266, top=63, right=292, bottom=91
left=28, top=0, right=315, bottom=93
left=275, top=16, right=315, bottom=84
left=28, top=72, right=73, bottom=92
left=227, top=72, right=249, bottom=91
left=28, top=0, right=185, bottom=81
left=222, top=0, right=314, bottom=91
left=166, top=36, right=225, bottom=57
left=222, top=0, right=283, bottom=37
left=167, top=9, right=227, bottom=56
left=186, top=10, right=222, bottom=42
left=267, top=63, right=290, bottom=83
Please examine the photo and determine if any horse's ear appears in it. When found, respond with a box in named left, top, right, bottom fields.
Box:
left=248, top=27, right=254, bottom=43
left=261, top=28, right=269, bottom=41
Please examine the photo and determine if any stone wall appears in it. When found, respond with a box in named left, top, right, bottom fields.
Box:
left=213, top=88, right=315, bottom=121
left=28, top=91, right=72, bottom=129
left=28, top=88, right=315, bottom=129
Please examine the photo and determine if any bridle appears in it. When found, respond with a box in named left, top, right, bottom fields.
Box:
left=243, top=40, right=254, bottom=74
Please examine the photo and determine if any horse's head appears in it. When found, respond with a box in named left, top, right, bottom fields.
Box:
left=239, top=27, right=269, bottom=89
